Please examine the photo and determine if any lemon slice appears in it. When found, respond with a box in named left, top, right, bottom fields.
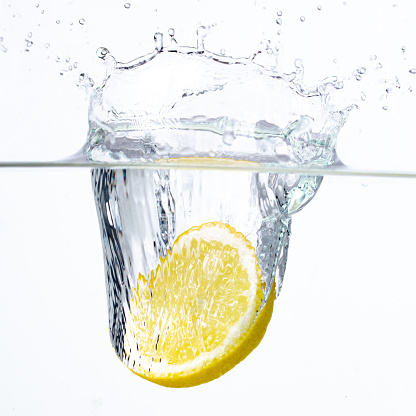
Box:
left=123, top=221, right=275, bottom=387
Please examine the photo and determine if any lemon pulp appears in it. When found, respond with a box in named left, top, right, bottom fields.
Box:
left=123, top=221, right=275, bottom=387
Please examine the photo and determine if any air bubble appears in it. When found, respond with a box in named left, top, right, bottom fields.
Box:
left=124, top=3, right=131, bottom=8
left=79, top=18, right=85, bottom=25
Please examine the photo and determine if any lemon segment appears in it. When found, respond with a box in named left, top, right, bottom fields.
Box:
left=123, top=221, right=275, bottom=387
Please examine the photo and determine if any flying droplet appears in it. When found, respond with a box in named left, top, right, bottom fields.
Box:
left=382, top=106, right=388, bottom=110
left=317, top=5, right=322, bottom=10
left=277, top=10, right=282, bottom=16
left=300, top=16, right=305, bottom=22
left=409, top=68, right=416, bottom=74
left=276, top=18, right=282, bottom=25
left=124, top=3, right=131, bottom=8
left=79, top=18, right=85, bottom=25
left=97, top=47, right=110, bottom=59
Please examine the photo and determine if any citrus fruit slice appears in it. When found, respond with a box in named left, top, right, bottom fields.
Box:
left=123, top=221, right=275, bottom=387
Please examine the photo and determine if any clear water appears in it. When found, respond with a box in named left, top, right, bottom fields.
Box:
left=88, top=31, right=344, bottom=379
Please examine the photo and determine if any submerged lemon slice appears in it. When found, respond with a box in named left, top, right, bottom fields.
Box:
left=123, top=221, right=275, bottom=387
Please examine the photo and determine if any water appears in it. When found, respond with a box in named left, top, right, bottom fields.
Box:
left=2, top=0, right=416, bottom=406
left=88, top=31, right=348, bottom=383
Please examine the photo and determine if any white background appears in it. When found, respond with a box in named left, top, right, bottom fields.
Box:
left=1, top=0, right=416, bottom=414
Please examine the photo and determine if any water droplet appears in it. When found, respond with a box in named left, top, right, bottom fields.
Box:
left=36, top=4, right=39, bottom=7
left=370, top=54, right=377, bottom=61
left=65, top=57, right=70, bottom=63
left=70, top=22, right=73, bottom=26
left=68, top=65, right=72, bottom=71
left=402, top=46, right=406, bottom=53
left=154, top=32, right=163, bottom=51
left=358, top=66, right=366, bottom=74
left=361, top=92, right=366, bottom=101
left=409, top=68, right=416, bottom=74
left=220, top=48, right=225, bottom=55
left=317, top=5, right=322, bottom=10
left=124, top=3, right=131, bottom=8
left=197, top=26, right=208, bottom=51
left=355, top=74, right=362, bottom=81
left=333, top=58, right=338, bottom=64
left=276, top=18, right=282, bottom=25
left=45, top=43, right=50, bottom=48
left=277, top=10, right=282, bottom=16
left=27, top=32, right=32, bottom=38
left=26, top=40, right=33, bottom=47
left=168, top=28, right=175, bottom=37
left=300, top=16, right=305, bottom=22
left=79, top=18, right=85, bottom=25
left=409, top=86, right=413, bottom=92
left=56, top=20, right=60, bottom=24
left=382, top=106, right=388, bottom=110
left=74, top=62, right=78, bottom=68
left=376, top=62, right=383, bottom=69
left=393, top=3, right=397, bottom=6
left=41, top=9, right=44, bottom=14
left=97, top=47, right=110, bottom=59
left=222, top=131, right=235, bottom=145
left=386, top=87, right=393, bottom=94
left=277, top=30, right=282, bottom=36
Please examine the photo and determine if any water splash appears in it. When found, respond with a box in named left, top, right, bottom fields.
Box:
left=83, top=29, right=353, bottom=168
